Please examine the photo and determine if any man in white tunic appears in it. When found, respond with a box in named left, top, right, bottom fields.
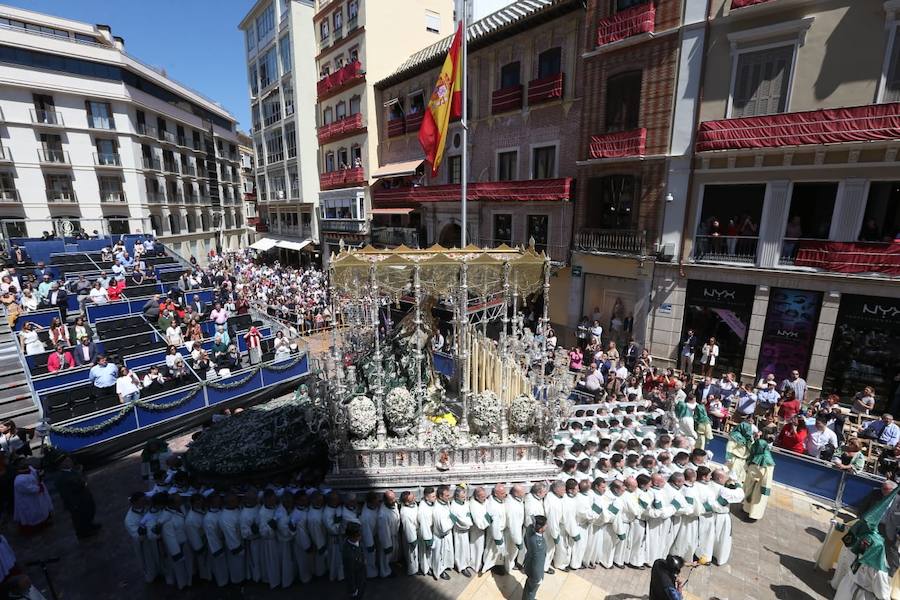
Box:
left=184, top=494, right=211, bottom=583
left=468, top=487, right=490, bottom=574
left=606, top=480, right=631, bottom=568
left=256, top=489, right=281, bottom=587
left=124, top=493, right=160, bottom=583
left=202, top=494, right=230, bottom=587
left=377, top=490, right=401, bottom=578
left=449, top=486, right=474, bottom=576
left=571, top=480, right=594, bottom=570
left=586, top=478, right=610, bottom=568
left=432, top=485, right=455, bottom=580
left=399, top=491, right=420, bottom=575
left=543, top=481, right=566, bottom=573
left=323, top=492, right=345, bottom=581
left=360, top=492, right=381, bottom=578
left=482, top=484, right=509, bottom=574
left=708, top=468, right=745, bottom=565
left=220, top=493, right=246, bottom=584
left=307, top=492, right=329, bottom=578
left=644, top=474, right=677, bottom=565
left=239, top=490, right=263, bottom=583
left=13, top=465, right=52, bottom=530
left=626, top=475, right=651, bottom=568
left=159, top=494, right=192, bottom=589
left=521, top=483, right=547, bottom=569
left=418, top=487, right=436, bottom=577
left=289, top=492, right=314, bottom=584
left=694, top=467, right=717, bottom=563
left=274, top=493, right=296, bottom=588
left=670, top=470, right=700, bottom=562
left=505, top=485, right=526, bottom=572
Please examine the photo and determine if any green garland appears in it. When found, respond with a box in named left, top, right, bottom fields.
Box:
left=262, top=355, right=304, bottom=373
left=207, top=368, right=260, bottom=390
left=49, top=406, right=133, bottom=437
left=136, top=386, right=203, bottom=412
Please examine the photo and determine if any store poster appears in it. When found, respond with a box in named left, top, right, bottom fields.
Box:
left=681, top=280, right=756, bottom=376
left=757, top=288, right=822, bottom=383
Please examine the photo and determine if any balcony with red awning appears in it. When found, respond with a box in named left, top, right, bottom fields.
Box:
left=373, top=178, right=572, bottom=206
left=696, top=102, right=900, bottom=152
left=387, top=117, right=406, bottom=138
left=596, top=2, right=656, bottom=47
left=793, top=241, right=900, bottom=275
left=589, top=128, right=647, bottom=159
left=317, top=113, right=365, bottom=145
left=316, top=61, right=365, bottom=100
left=492, top=85, right=523, bottom=114
left=404, top=111, right=425, bottom=133
left=527, top=73, right=564, bottom=106
left=319, top=167, right=365, bottom=190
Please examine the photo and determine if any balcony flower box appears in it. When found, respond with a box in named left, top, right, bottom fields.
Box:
left=317, top=113, right=365, bottom=144
left=387, top=117, right=406, bottom=138
left=589, top=128, right=647, bottom=159
left=319, top=167, right=365, bottom=190
left=316, top=61, right=365, bottom=99
left=373, top=177, right=572, bottom=205
left=794, top=241, right=900, bottom=275
left=596, top=2, right=656, bottom=47
left=491, top=85, right=524, bottom=114
left=527, top=73, right=564, bottom=106
left=404, top=111, right=425, bottom=133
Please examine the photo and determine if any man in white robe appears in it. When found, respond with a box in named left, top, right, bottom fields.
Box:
left=418, top=487, right=436, bottom=577
left=160, top=495, right=192, bottom=589
left=557, top=479, right=581, bottom=571
left=377, top=490, right=401, bottom=578
left=360, top=492, right=381, bottom=578
left=626, top=475, right=651, bottom=568
left=505, top=485, right=526, bottom=572
left=432, top=485, right=455, bottom=580
left=220, top=493, right=246, bottom=584
left=708, top=468, right=745, bottom=565
left=239, top=490, right=263, bottom=583
left=13, top=465, right=52, bottom=529
left=202, top=494, right=230, bottom=587
left=586, top=478, right=609, bottom=568
left=256, top=489, right=281, bottom=588
left=544, top=481, right=566, bottom=573
left=670, top=470, right=700, bottom=562
left=124, top=493, right=161, bottom=583
left=606, top=480, right=632, bottom=568
left=665, top=473, right=690, bottom=554
left=289, top=492, right=314, bottom=584
left=482, top=484, right=509, bottom=573
left=184, top=495, right=211, bottom=583
left=694, top=467, right=717, bottom=563
left=644, top=474, right=677, bottom=565
left=399, top=491, right=420, bottom=575
left=571, top=480, right=594, bottom=570
left=468, top=487, right=489, bottom=574
left=521, top=483, right=547, bottom=569
left=274, top=493, right=296, bottom=588
left=307, top=493, right=329, bottom=578
left=449, top=486, right=474, bottom=576
left=323, top=492, right=346, bottom=581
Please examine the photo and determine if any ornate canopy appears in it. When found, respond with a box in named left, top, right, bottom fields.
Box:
left=330, top=243, right=548, bottom=300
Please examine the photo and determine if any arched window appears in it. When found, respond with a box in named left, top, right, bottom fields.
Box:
left=325, top=151, right=336, bottom=173
left=323, top=107, right=333, bottom=125
left=201, top=213, right=210, bottom=231
left=336, top=101, right=347, bottom=120
left=349, top=95, right=361, bottom=115
left=168, top=213, right=180, bottom=235
left=338, top=147, right=349, bottom=167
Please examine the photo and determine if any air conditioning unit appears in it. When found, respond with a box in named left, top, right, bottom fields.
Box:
left=656, top=243, right=675, bottom=262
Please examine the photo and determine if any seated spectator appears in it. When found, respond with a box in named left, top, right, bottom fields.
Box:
left=209, top=302, right=229, bottom=325
left=706, top=395, right=726, bottom=430
left=159, top=298, right=184, bottom=320
left=851, top=386, right=876, bottom=415
left=47, top=343, right=75, bottom=373
left=756, top=381, right=780, bottom=414
left=19, top=289, right=37, bottom=312
left=116, top=367, right=142, bottom=404
left=48, top=317, right=68, bottom=347
left=568, top=347, right=583, bottom=372
left=777, top=389, right=801, bottom=421
left=734, top=383, right=758, bottom=417
left=806, top=416, right=838, bottom=460
left=166, top=320, right=184, bottom=347
left=194, top=351, right=213, bottom=380
left=157, top=309, right=174, bottom=332
left=164, top=345, right=180, bottom=371
left=878, top=445, right=900, bottom=480
left=0, top=420, right=29, bottom=456
left=169, top=356, right=189, bottom=382
left=142, top=294, right=161, bottom=321
left=218, top=345, right=241, bottom=371
left=73, top=336, right=98, bottom=367
left=184, top=319, right=202, bottom=348
left=69, top=317, right=93, bottom=346
left=88, top=281, right=108, bottom=305
left=216, top=324, right=231, bottom=347
left=106, top=279, right=125, bottom=302
left=775, top=415, right=808, bottom=454
left=142, top=366, right=166, bottom=391
left=859, top=413, right=900, bottom=447
left=19, top=322, right=45, bottom=356
left=211, top=334, right=228, bottom=362
left=832, top=438, right=866, bottom=474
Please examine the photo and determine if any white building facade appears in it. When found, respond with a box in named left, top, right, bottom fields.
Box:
left=0, top=5, right=247, bottom=259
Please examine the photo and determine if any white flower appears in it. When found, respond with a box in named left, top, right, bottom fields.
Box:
left=469, top=390, right=502, bottom=435
left=347, top=395, right=377, bottom=439
left=384, top=386, right=416, bottom=435
left=509, top=394, right=538, bottom=434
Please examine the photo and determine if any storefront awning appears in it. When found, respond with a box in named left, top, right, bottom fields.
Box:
left=370, top=159, right=424, bottom=180
left=249, top=238, right=278, bottom=251
left=371, top=207, right=414, bottom=215
left=275, top=240, right=312, bottom=251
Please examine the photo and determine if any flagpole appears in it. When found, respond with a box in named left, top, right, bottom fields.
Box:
left=459, top=0, right=468, bottom=247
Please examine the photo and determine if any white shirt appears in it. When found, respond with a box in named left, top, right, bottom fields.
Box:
left=805, top=426, right=838, bottom=458
left=116, top=374, right=141, bottom=397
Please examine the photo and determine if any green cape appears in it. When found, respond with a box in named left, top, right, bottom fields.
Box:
left=694, top=404, right=711, bottom=425
left=674, top=401, right=691, bottom=419
left=729, top=422, right=754, bottom=448
left=748, top=439, right=775, bottom=467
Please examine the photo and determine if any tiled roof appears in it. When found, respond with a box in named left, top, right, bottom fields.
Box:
left=376, top=0, right=580, bottom=89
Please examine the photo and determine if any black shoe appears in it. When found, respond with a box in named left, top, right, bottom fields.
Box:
left=461, top=569, right=471, bottom=578
left=545, top=568, right=555, bottom=575
left=439, top=571, right=450, bottom=580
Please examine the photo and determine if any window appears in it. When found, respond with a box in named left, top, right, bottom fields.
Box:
left=348, top=0, right=359, bottom=20
left=409, top=92, right=425, bottom=114
left=86, top=101, right=114, bottom=129
left=201, top=213, right=210, bottom=230
left=336, top=101, right=347, bottom=120
left=256, top=4, right=275, bottom=40
left=349, top=45, right=359, bottom=63
left=320, top=20, right=330, bottom=43
left=40, top=133, right=64, bottom=162
left=168, top=214, right=181, bottom=235
left=605, top=71, right=642, bottom=132
left=249, top=64, right=259, bottom=96
left=694, top=184, right=765, bottom=262
left=500, top=62, right=521, bottom=88
left=45, top=174, right=74, bottom=200
left=493, top=214, right=512, bottom=245
left=497, top=151, right=517, bottom=181
left=325, top=151, right=336, bottom=173
left=333, top=11, right=343, bottom=36
left=615, top=0, right=646, bottom=10
left=0, top=172, right=16, bottom=201
left=447, top=155, right=462, bottom=184
left=2, top=220, right=26, bottom=238
left=425, top=10, right=440, bottom=33
left=527, top=215, right=548, bottom=252
left=259, top=48, right=278, bottom=88
left=323, top=107, right=334, bottom=125
left=255, top=136, right=265, bottom=166
left=289, top=166, right=299, bottom=197
left=263, top=93, right=282, bottom=126
left=585, top=175, right=638, bottom=229
left=537, top=47, right=562, bottom=79
left=349, top=94, right=361, bottom=115
left=284, top=85, right=295, bottom=116
left=338, top=147, right=349, bottom=168
left=531, top=146, right=556, bottom=179
left=351, top=144, right=362, bottom=165
left=861, top=182, right=900, bottom=242
left=285, top=122, right=297, bottom=158
left=252, top=105, right=261, bottom=131
left=271, top=174, right=286, bottom=199
left=96, top=138, right=117, bottom=157
left=780, top=182, right=838, bottom=263
left=884, top=26, right=900, bottom=103
left=98, top=176, right=124, bottom=202
left=731, top=45, right=793, bottom=118
left=32, top=93, right=55, bottom=124
left=280, top=35, right=292, bottom=73
left=247, top=27, right=256, bottom=52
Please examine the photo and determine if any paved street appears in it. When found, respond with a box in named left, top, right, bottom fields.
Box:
left=9, top=439, right=838, bottom=600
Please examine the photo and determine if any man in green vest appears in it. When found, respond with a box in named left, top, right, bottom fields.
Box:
left=522, top=515, right=548, bottom=600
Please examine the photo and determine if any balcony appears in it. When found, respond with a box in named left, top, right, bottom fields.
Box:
left=692, top=235, right=758, bottom=265
left=596, top=2, right=656, bottom=47
left=160, top=130, right=178, bottom=145
left=100, top=191, right=126, bottom=203
left=492, top=85, right=524, bottom=114
left=575, top=229, right=647, bottom=255
left=320, top=218, right=367, bottom=233
left=88, top=116, right=115, bottom=130
left=255, top=222, right=269, bottom=233
left=527, top=73, right=564, bottom=106
left=37, top=148, right=70, bottom=165
left=163, top=160, right=180, bottom=174
left=181, top=164, right=196, bottom=177
left=30, top=109, right=64, bottom=127
left=46, top=190, right=77, bottom=204
left=147, top=192, right=166, bottom=204
left=263, top=112, right=282, bottom=128
left=318, top=113, right=366, bottom=144
left=167, top=192, right=184, bottom=204
left=137, top=123, right=158, bottom=138
left=348, top=15, right=358, bottom=31
left=317, top=61, right=364, bottom=100
left=177, top=135, right=188, bottom=148
left=372, top=226, right=420, bottom=248
left=790, top=240, right=900, bottom=275
left=404, top=111, right=424, bottom=133
left=184, top=194, right=198, bottom=204
left=373, top=178, right=573, bottom=205
left=0, top=146, right=11, bottom=163
left=588, top=128, right=647, bottom=159
left=319, top=166, right=365, bottom=190
left=475, top=237, right=569, bottom=262
left=387, top=117, right=406, bottom=138
left=94, top=153, right=122, bottom=167
left=697, top=102, right=900, bottom=152
left=142, top=156, right=162, bottom=171
left=0, top=189, right=19, bottom=203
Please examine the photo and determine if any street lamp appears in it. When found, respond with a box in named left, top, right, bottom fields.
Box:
left=647, top=191, right=675, bottom=354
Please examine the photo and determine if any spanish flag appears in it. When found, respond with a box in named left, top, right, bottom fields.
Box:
left=418, top=22, right=464, bottom=177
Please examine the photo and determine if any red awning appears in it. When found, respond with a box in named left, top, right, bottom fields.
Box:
left=373, top=178, right=572, bottom=206
left=794, top=241, right=900, bottom=275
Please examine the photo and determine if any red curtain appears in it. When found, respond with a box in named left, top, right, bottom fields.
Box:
left=794, top=241, right=900, bottom=275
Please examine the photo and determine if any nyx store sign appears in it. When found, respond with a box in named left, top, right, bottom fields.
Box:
left=686, top=280, right=756, bottom=310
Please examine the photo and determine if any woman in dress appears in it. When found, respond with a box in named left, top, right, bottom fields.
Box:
left=19, top=322, right=45, bottom=356
left=274, top=332, right=292, bottom=362
left=1, top=287, right=21, bottom=327
left=166, top=320, right=184, bottom=347
left=49, top=317, right=68, bottom=347
left=700, top=337, right=719, bottom=377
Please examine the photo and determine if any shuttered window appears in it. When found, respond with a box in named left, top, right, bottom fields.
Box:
left=884, top=26, right=900, bottom=103
left=731, top=45, right=793, bottom=117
